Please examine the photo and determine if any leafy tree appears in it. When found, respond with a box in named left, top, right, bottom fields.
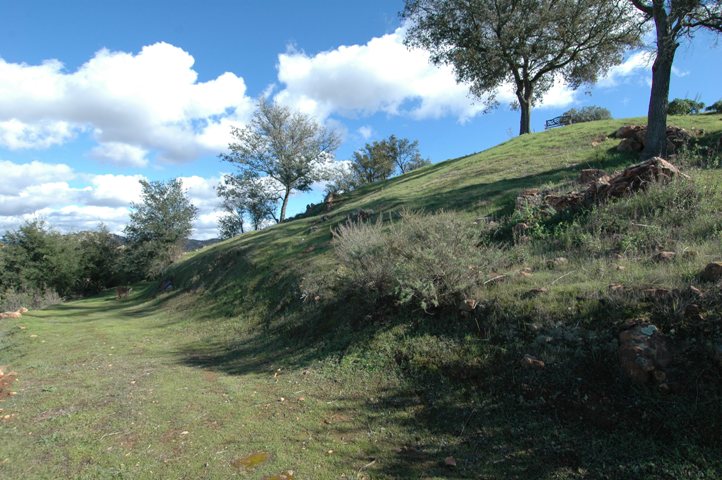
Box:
left=351, top=135, right=430, bottom=185
left=351, top=141, right=396, bottom=185
left=216, top=172, right=281, bottom=237
left=561, top=106, right=612, bottom=124
left=667, top=97, right=705, bottom=115
left=221, top=98, right=340, bottom=222
left=630, top=0, right=722, bottom=158
left=402, top=0, right=642, bottom=135
left=389, top=135, right=431, bottom=174
left=124, top=179, right=198, bottom=279
left=0, top=219, right=81, bottom=297
left=76, top=225, right=123, bottom=294
left=706, top=99, right=722, bottom=113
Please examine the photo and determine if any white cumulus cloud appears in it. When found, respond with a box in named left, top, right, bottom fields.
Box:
left=275, top=27, right=576, bottom=123
left=0, top=42, right=254, bottom=164
left=0, top=160, right=225, bottom=239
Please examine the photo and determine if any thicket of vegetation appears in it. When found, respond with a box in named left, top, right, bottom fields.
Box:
left=0, top=178, right=197, bottom=311
left=668, top=97, right=706, bottom=115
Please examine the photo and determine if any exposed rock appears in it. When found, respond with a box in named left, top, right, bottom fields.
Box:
left=618, top=324, right=672, bottom=385
left=578, top=168, right=606, bottom=184
left=617, top=137, right=644, bottom=153
left=585, top=158, right=687, bottom=205
left=613, top=125, right=700, bottom=154
left=544, top=192, right=584, bottom=211
left=515, top=189, right=542, bottom=211
left=700, top=261, right=722, bottom=282
left=521, top=354, right=545, bottom=369
left=324, top=192, right=335, bottom=211
left=613, top=125, right=646, bottom=140
left=653, top=251, right=676, bottom=262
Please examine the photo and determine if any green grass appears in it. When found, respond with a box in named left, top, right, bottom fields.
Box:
left=2, top=115, right=722, bottom=479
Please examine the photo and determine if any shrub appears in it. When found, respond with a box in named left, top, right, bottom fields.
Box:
left=333, top=210, right=507, bottom=311
left=561, top=106, right=611, bottom=125
left=0, top=287, right=62, bottom=312
left=667, top=98, right=705, bottom=115
left=705, top=100, right=722, bottom=114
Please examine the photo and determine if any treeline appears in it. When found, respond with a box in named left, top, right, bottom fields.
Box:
left=0, top=178, right=197, bottom=310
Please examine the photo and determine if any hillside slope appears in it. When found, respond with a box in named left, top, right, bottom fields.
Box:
left=2, top=115, right=721, bottom=479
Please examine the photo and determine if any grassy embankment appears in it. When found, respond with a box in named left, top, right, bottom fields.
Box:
left=1, top=115, right=722, bottom=479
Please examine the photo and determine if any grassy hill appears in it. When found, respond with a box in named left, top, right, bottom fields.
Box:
left=2, top=115, right=722, bottom=479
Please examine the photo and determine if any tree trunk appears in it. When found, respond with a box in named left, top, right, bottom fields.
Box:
left=516, top=82, right=533, bottom=135
left=279, top=187, right=291, bottom=222
left=642, top=11, right=677, bottom=159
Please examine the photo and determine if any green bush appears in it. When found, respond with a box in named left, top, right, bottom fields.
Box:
left=561, top=106, right=611, bottom=125
left=332, top=210, right=507, bottom=311
left=706, top=100, right=722, bottom=113
left=668, top=98, right=705, bottom=115
left=0, top=287, right=62, bottom=312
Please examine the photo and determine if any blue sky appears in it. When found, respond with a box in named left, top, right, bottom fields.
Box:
left=1, top=1, right=721, bottom=238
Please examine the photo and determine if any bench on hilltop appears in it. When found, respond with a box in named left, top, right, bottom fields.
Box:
left=545, top=115, right=571, bottom=130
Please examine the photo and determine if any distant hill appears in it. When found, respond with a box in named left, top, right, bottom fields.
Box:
left=184, top=238, right=221, bottom=251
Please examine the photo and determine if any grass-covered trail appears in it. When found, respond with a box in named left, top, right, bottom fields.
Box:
left=0, top=290, right=410, bottom=480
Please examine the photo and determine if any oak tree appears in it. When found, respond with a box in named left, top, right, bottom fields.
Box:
left=402, top=0, right=642, bottom=134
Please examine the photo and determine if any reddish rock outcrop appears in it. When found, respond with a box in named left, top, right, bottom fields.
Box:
left=618, top=324, right=671, bottom=386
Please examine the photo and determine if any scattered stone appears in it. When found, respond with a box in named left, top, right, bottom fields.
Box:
left=521, top=354, right=545, bottom=369
left=618, top=324, right=672, bottom=385
left=608, top=283, right=625, bottom=292
left=653, top=251, right=676, bottom=262
left=616, top=265, right=625, bottom=271
left=700, top=261, right=722, bottom=282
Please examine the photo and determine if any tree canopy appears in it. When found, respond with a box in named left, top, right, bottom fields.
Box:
left=402, top=0, right=642, bottom=134
left=350, top=135, right=430, bottom=186
left=221, top=98, right=340, bottom=222
left=124, top=179, right=198, bottom=279
left=216, top=172, right=281, bottom=238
